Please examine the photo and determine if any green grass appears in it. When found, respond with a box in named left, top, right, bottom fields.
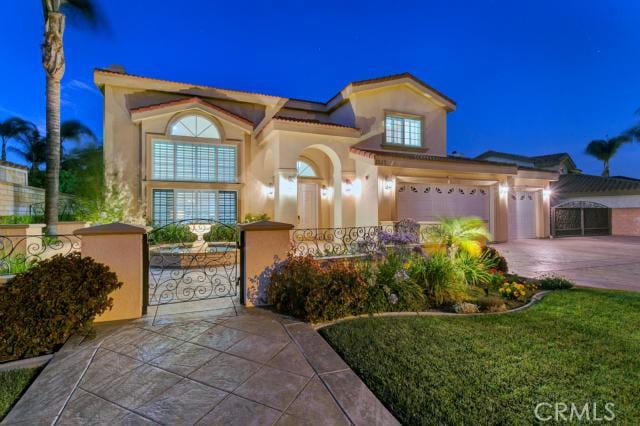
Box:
left=0, top=368, right=40, bottom=419
left=320, top=289, right=640, bottom=425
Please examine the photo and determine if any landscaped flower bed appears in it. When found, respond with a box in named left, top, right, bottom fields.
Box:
left=264, top=217, right=573, bottom=323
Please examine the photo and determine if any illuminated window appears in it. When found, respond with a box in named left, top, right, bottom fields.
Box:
left=296, top=160, right=318, bottom=177
left=170, top=114, right=220, bottom=139
left=152, top=189, right=237, bottom=225
left=385, top=115, right=422, bottom=147
left=152, top=140, right=236, bottom=182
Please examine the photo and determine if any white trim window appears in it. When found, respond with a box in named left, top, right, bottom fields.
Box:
left=152, top=140, right=237, bottom=182
left=385, top=115, right=422, bottom=147
left=170, top=115, right=221, bottom=139
left=152, top=189, right=237, bottom=225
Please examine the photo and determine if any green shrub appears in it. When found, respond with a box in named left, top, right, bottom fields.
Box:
left=365, top=253, right=426, bottom=312
left=455, top=251, right=495, bottom=289
left=0, top=253, right=122, bottom=362
left=243, top=213, right=270, bottom=223
left=149, top=224, right=196, bottom=244
left=0, top=253, right=34, bottom=275
left=407, top=252, right=467, bottom=307
left=536, top=275, right=574, bottom=290
left=482, top=246, right=508, bottom=273
left=265, top=255, right=368, bottom=322
left=205, top=224, right=238, bottom=242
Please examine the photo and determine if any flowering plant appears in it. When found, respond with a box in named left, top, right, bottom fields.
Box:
left=498, top=282, right=530, bottom=301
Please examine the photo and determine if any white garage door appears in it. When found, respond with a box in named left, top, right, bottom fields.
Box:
left=508, top=191, right=537, bottom=239
left=397, top=184, right=490, bottom=221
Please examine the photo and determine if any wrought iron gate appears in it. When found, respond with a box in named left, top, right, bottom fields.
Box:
left=552, top=201, right=611, bottom=237
left=146, top=220, right=241, bottom=310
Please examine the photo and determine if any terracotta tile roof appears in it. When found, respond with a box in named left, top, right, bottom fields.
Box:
left=553, top=174, right=640, bottom=195
left=96, top=68, right=455, bottom=110
left=0, top=160, right=28, bottom=171
left=349, top=72, right=456, bottom=106
left=130, top=97, right=254, bottom=126
left=95, top=68, right=285, bottom=100
left=350, top=146, right=557, bottom=173
left=272, top=116, right=359, bottom=130
left=476, top=150, right=577, bottom=169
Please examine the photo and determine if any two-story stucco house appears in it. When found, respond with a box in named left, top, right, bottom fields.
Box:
left=94, top=68, right=558, bottom=241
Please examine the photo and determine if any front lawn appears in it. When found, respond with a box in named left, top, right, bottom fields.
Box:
left=0, top=368, right=40, bottom=419
left=321, top=289, right=640, bottom=425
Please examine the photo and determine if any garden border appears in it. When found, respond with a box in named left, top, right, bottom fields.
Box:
left=313, top=290, right=552, bottom=330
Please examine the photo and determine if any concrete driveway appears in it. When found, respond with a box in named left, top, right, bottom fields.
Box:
left=493, top=236, right=640, bottom=292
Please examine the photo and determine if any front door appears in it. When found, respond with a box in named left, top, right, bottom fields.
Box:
left=297, top=182, right=318, bottom=228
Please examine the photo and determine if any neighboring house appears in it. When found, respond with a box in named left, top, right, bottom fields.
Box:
left=475, top=151, right=640, bottom=236
left=95, top=68, right=558, bottom=242
left=0, top=161, right=45, bottom=216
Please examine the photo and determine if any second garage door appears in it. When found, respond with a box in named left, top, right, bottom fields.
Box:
left=508, top=191, right=537, bottom=239
left=397, top=183, right=491, bottom=222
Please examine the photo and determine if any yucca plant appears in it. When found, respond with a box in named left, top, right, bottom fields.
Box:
left=427, top=216, right=492, bottom=259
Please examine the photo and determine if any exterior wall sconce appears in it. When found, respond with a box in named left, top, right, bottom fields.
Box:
left=383, top=177, right=393, bottom=190
left=542, top=188, right=552, bottom=199
left=499, top=184, right=509, bottom=197
left=321, top=185, right=329, bottom=198
left=264, top=182, right=274, bottom=198
left=343, top=179, right=353, bottom=194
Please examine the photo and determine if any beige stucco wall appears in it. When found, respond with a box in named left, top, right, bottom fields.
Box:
left=341, top=85, right=448, bottom=156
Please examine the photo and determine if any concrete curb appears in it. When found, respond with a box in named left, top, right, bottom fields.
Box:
left=0, top=354, right=53, bottom=372
left=314, top=290, right=552, bottom=330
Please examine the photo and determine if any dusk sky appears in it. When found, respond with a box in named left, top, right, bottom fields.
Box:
left=2, top=0, right=639, bottom=176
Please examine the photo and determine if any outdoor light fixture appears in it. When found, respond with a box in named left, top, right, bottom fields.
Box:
left=499, top=184, right=509, bottom=196
left=264, top=182, right=274, bottom=197
left=321, top=185, right=329, bottom=197
left=543, top=188, right=552, bottom=199
left=383, top=177, right=393, bottom=190
left=343, top=179, right=353, bottom=194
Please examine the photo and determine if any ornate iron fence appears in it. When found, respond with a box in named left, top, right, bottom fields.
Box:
left=290, top=219, right=429, bottom=258
left=0, top=234, right=81, bottom=276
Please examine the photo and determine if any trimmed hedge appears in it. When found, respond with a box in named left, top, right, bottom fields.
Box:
left=0, top=253, right=122, bottom=362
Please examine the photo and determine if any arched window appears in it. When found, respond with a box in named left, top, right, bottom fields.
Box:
left=297, top=159, right=318, bottom=177
left=170, top=114, right=220, bottom=139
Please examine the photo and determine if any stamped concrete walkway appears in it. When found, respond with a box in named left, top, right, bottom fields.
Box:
left=3, top=308, right=397, bottom=426
left=494, top=236, right=640, bottom=292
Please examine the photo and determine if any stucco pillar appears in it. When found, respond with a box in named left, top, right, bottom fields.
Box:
left=537, top=187, right=551, bottom=238
left=493, top=181, right=509, bottom=242
left=239, top=220, right=294, bottom=307
left=341, top=171, right=357, bottom=227
left=274, top=169, right=298, bottom=226
left=355, top=161, right=379, bottom=227
left=75, top=223, right=146, bottom=322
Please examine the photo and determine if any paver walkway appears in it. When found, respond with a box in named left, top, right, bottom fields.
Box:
left=494, top=236, right=640, bottom=292
left=3, top=307, right=397, bottom=426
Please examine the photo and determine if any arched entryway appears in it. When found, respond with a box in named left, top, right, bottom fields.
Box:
left=296, top=145, right=342, bottom=228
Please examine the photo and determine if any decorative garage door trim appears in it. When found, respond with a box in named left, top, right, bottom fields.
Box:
left=397, top=184, right=490, bottom=222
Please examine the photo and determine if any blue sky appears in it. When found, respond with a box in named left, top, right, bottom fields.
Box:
left=2, top=0, right=639, bottom=176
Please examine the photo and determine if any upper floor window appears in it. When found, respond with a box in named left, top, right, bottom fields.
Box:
left=152, top=140, right=236, bottom=182
left=170, top=114, right=221, bottom=139
left=296, top=159, right=318, bottom=177
left=385, top=114, right=422, bottom=147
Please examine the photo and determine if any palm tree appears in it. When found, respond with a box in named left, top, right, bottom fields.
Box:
left=60, top=119, right=96, bottom=156
left=585, top=136, right=630, bottom=177
left=42, top=0, right=105, bottom=233
left=427, top=216, right=492, bottom=259
left=0, top=117, right=32, bottom=161
left=9, top=127, right=47, bottom=174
